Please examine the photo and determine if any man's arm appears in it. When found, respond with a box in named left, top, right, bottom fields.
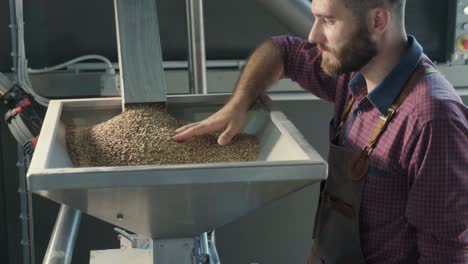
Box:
left=405, top=115, right=468, bottom=263
left=172, top=40, right=284, bottom=145
left=228, top=39, right=284, bottom=113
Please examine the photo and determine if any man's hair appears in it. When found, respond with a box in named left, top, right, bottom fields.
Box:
left=342, top=0, right=405, bottom=22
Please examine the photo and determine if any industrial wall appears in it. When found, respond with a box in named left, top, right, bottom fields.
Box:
left=0, top=0, right=454, bottom=71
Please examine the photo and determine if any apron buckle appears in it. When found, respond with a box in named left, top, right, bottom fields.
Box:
left=363, top=145, right=373, bottom=156
left=380, top=108, right=396, bottom=122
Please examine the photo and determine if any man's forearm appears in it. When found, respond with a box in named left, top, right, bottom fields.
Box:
left=226, top=39, right=284, bottom=111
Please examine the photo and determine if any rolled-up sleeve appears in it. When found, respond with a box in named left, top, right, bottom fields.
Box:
left=271, top=35, right=344, bottom=103
left=406, top=115, right=468, bottom=263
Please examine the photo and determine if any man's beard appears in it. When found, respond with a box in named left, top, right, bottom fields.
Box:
left=318, top=25, right=378, bottom=76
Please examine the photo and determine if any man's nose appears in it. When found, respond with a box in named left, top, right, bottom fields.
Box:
left=308, top=21, right=323, bottom=44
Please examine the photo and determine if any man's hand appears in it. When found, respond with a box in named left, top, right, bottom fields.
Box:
left=172, top=39, right=283, bottom=145
left=171, top=105, right=247, bottom=145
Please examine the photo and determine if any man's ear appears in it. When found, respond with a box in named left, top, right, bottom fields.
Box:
left=368, top=7, right=390, bottom=35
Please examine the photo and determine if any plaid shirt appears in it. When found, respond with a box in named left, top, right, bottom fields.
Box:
left=272, top=35, right=468, bottom=263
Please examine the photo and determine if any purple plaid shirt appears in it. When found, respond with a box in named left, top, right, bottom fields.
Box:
left=272, top=35, right=468, bottom=263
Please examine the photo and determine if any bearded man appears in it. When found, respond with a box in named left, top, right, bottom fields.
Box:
left=172, top=0, right=468, bottom=262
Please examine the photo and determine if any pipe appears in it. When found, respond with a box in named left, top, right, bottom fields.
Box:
left=9, top=0, right=22, bottom=83
left=43, top=205, right=81, bottom=264
left=186, top=0, right=207, bottom=94
left=18, top=144, right=34, bottom=264
left=62, top=60, right=246, bottom=73
left=9, top=0, right=18, bottom=78
left=29, top=55, right=115, bottom=74
left=12, top=0, right=49, bottom=106
left=256, top=0, right=313, bottom=38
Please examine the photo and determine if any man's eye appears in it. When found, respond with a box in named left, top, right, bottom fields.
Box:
left=324, top=19, right=336, bottom=25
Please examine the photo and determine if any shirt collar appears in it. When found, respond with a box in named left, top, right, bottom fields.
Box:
left=348, top=35, right=423, bottom=115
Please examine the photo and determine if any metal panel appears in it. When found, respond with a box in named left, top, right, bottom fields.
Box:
left=446, top=0, right=468, bottom=63
left=27, top=95, right=327, bottom=239
left=90, top=249, right=152, bottom=263
left=405, top=0, right=449, bottom=62
left=256, top=0, right=313, bottom=38
left=217, top=183, right=320, bottom=264
left=114, top=0, right=167, bottom=104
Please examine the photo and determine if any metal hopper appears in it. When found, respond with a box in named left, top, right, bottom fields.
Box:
left=27, top=94, right=327, bottom=239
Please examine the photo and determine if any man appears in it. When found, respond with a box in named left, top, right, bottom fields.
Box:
left=173, top=0, right=468, bottom=262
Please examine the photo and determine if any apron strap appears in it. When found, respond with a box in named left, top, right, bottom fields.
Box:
left=333, top=96, right=355, bottom=140
left=350, top=66, right=440, bottom=181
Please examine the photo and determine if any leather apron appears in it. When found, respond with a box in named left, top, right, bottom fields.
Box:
left=308, top=66, right=438, bottom=264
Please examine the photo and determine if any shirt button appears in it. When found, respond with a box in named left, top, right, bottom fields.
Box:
left=357, top=110, right=363, bottom=116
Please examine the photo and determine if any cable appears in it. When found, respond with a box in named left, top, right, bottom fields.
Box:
left=21, top=59, right=49, bottom=106
left=9, top=116, right=31, bottom=145
left=28, top=55, right=115, bottom=75
left=12, top=0, right=115, bottom=107
left=13, top=0, right=50, bottom=106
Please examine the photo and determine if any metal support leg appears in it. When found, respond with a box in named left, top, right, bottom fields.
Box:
left=193, top=233, right=209, bottom=263
left=43, top=205, right=81, bottom=264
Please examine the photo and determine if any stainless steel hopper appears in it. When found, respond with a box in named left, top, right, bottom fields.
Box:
left=27, top=95, right=327, bottom=239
